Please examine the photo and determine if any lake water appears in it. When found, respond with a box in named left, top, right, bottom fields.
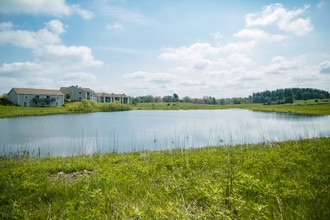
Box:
left=1, top=109, right=330, bottom=157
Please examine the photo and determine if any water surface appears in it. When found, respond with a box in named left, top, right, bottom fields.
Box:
left=0, top=109, right=329, bottom=156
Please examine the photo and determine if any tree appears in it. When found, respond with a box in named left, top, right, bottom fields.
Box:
left=173, top=93, right=179, bottom=102
left=65, top=93, right=71, bottom=100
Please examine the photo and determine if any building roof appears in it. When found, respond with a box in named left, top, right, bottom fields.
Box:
left=11, top=88, right=64, bottom=95
left=60, top=85, right=95, bottom=93
left=96, top=92, right=127, bottom=97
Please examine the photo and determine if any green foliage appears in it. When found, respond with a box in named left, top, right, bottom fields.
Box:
left=1, top=138, right=329, bottom=219
left=0, top=100, right=131, bottom=118
left=253, top=88, right=330, bottom=104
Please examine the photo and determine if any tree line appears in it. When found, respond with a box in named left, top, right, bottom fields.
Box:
left=252, top=88, right=330, bottom=104
left=132, top=88, right=330, bottom=105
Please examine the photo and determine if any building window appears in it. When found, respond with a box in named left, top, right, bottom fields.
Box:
left=79, top=92, right=82, bottom=95
left=25, top=96, right=28, bottom=99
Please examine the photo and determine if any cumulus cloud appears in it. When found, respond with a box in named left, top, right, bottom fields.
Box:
left=159, top=41, right=255, bottom=71
left=106, top=22, right=124, bottom=31
left=0, top=22, right=13, bottom=30
left=0, top=19, right=102, bottom=90
left=0, top=20, right=102, bottom=69
left=262, top=56, right=301, bottom=74
left=0, top=62, right=40, bottom=76
left=125, top=71, right=178, bottom=84
left=46, top=19, right=66, bottom=34
left=245, top=3, right=313, bottom=36
left=0, top=20, right=64, bottom=49
left=0, top=0, right=93, bottom=19
left=35, top=45, right=103, bottom=68
left=63, top=72, right=97, bottom=81
left=99, top=2, right=151, bottom=25
left=319, top=61, right=330, bottom=74
left=234, top=28, right=288, bottom=41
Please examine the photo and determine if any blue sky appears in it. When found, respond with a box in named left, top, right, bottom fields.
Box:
left=1, top=0, right=330, bottom=98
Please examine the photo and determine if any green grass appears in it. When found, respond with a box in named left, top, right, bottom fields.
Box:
left=1, top=138, right=329, bottom=219
left=132, top=99, right=330, bottom=115
left=0, top=100, right=130, bottom=118
left=1, top=99, right=329, bottom=118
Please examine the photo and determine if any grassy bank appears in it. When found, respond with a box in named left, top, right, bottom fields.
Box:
left=1, top=138, right=329, bottom=219
left=132, top=99, right=330, bottom=115
left=1, top=99, right=329, bottom=118
left=0, top=100, right=130, bottom=118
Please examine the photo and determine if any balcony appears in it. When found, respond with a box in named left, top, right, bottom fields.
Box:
left=33, top=97, right=56, bottom=106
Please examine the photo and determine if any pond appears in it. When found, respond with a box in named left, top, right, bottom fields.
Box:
left=1, top=109, right=330, bottom=157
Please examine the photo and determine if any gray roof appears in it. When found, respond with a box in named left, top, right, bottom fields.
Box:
left=96, top=92, right=127, bottom=97
left=60, top=86, right=95, bottom=93
left=12, top=88, right=64, bottom=95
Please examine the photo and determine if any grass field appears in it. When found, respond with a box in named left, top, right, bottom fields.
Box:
left=1, top=138, right=329, bottom=219
left=132, top=99, right=330, bottom=115
left=0, top=100, right=130, bottom=118
left=1, top=99, right=329, bottom=118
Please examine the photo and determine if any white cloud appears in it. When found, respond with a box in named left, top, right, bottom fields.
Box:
left=70, top=4, right=94, bottom=20
left=221, top=41, right=256, bottom=52
left=106, top=22, right=124, bottom=31
left=246, top=3, right=313, bottom=36
left=317, top=1, right=328, bottom=9
left=227, top=53, right=252, bottom=65
left=46, top=20, right=66, bottom=34
left=210, top=32, right=223, bottom=41
left=0, top=0, right=93, bottom=19
left=0, top=19, right=103, bottom=91
left=261, top=56, right=302, bottom=74
left=0, top=62, right=40, bottom=75
left=99, top=3, right=151, bottom=25
left=319, top=61, right=330, bottom=74
left=35, top=45, right=103, bottom=68
left=0, top=22, right=13, bottom=30
left=125, top=71, right=178, bottom=84
left=0, top=20, right=64, bottom=49
left=63, top=72, right=97, bottom=81
left=234, top=28, right=287, bottom=41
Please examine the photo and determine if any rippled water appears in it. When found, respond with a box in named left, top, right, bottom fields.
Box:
left=1, top=109, right=329, bottom=157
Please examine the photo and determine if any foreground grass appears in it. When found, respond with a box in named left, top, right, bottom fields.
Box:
left=1, top=138, right=329, bottom=219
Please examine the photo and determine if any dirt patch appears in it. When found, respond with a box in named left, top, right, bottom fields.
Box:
left=49, top=170, right=94, bottom=184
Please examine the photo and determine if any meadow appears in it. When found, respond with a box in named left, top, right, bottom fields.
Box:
left=1, top=99, right=329, bottom=118
left=132, top=99, right=330, bottom=115
left=0, top=138, right=329, bottom=219
left=0, top=100, right=130, bottom=118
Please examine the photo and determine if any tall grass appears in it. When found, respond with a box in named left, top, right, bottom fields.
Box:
left=68, top=100, right=130, bottom=112
left=0, top=138, right=329, bottom=219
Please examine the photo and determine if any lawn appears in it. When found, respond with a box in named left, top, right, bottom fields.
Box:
left=132, top=99, right=330, bottom=115
left=1, top=138, right=329, bottom=219
left=1, top=99, right=329, bottom=118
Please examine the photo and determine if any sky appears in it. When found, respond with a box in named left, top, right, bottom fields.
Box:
left=0, top=0, right=330, bottom=98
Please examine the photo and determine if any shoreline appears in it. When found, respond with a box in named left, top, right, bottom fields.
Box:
left=1, top=99, right=330, bottom=118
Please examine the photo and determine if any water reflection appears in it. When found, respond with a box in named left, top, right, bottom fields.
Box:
left=0, top=109, right=329, bottom=157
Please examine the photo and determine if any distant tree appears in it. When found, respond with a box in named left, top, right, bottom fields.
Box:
left=162, top=95, right=173, bottom=102
left=182, top=96, right=192, bottom=103
left=1, top=93, right=8, bottom=100
left=284, top=96, right=294, bottom=104
left=173, top=93, right=179, bottom=102
left=65, top=93, right=71, bottom=100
